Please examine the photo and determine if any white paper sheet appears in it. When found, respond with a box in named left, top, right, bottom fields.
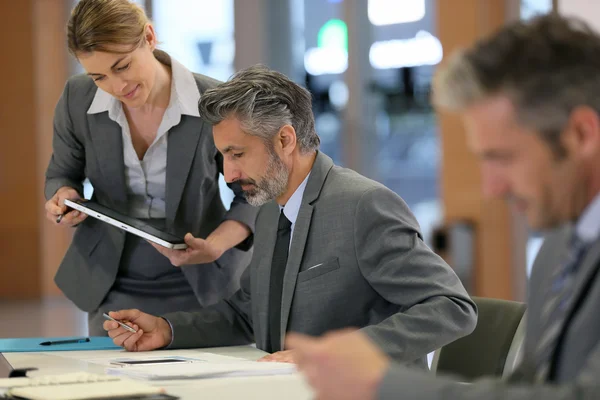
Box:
left=106, top=361, right=296, bottom=381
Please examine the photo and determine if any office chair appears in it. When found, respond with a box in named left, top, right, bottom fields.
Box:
left=430, top=296, right=527, bottom=381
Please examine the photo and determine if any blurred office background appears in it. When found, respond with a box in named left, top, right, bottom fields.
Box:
left=1, top=0, right=590, bottom=336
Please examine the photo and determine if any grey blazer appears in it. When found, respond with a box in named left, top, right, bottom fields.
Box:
left=45, top=63, right=258, bottom=312
left=165, top=152, right=477, bottom=365
left=378, top=225, right=600, bottom=398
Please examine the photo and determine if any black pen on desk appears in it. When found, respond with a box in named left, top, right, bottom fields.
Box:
left=39, top=338, right=90, bottom=346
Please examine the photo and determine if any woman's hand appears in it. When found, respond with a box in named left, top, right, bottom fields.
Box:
left=45, top=186, right=87, bottom=227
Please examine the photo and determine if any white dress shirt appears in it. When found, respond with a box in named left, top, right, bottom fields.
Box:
left=576, top=191, right=600, bottom=244
left=86, top=57, right=200, bottom=219
left=279, top=173, right=310, bottom=248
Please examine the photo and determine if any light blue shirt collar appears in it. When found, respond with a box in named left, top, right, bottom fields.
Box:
left=576, top=191, right=600, bottom=244
left=86, top=56, right=200, bottom=118
left=279, top=173, right=311, bottom=225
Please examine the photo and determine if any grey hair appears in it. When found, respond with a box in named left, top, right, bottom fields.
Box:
left=199, top=65, right=320, bottom=154
left=433, top=14, right=600, bottom=157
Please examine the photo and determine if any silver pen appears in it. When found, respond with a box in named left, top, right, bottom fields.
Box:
left=103, top=313, right=138, bottom=333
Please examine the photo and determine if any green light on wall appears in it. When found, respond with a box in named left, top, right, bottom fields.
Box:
left=317, top=19, right=348, bottom=52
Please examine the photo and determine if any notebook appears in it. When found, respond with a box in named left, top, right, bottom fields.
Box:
left=0, top=372, right=176, bottom=400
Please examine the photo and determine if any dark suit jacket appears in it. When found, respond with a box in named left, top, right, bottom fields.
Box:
left=378, top=225, right=600, bottom=398
left=164, top=152, right=477, bottom=365
left=45, top=55, right=258, bottom=312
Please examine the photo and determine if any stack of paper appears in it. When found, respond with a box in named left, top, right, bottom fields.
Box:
left=107, top=361, right=296, bottom=381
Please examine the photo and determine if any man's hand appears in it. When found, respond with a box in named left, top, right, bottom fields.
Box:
left=150, top=233, right=224, bottom=266
left=257, top=350, right=296, bottom=363
left=44, top=186, right=87, bottom=227
left=104, top=309, right=173, bottom=352
left=287, top=329, right=390, bottom=400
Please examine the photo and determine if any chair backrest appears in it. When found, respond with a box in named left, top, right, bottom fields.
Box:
left=430, top=296, right=527, bottom=381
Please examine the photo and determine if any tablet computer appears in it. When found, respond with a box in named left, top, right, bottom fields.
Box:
left=63, top=199, right=187, bottom=250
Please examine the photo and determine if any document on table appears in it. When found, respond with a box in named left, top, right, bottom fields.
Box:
left=106, top=361, right=296, bottom=381
left=78, top=351, right=242, bottom=367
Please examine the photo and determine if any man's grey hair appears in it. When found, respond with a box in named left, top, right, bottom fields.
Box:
left=199, top=65, right=320, bottom=154
left=433, top=14, right=600, bottom=157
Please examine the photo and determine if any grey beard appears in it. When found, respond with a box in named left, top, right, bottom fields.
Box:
left=243, top=153, right=289, bottom=207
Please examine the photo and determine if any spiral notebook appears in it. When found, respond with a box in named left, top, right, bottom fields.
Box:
left=0, top=372, right=177, bottom=400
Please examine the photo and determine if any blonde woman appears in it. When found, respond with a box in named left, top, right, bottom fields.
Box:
left=44, top=0, right=257, bottom=335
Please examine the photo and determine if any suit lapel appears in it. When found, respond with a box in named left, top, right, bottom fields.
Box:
left=563, top=237, right=600, bottom=318
left=255, top=202, right=280, bottom=350
left=278, top=152, right=334, bottom=348
left=88, top=113, right=128, bottom=211
left=550, top=236, right=600, bottom=372
left=165, top=116, right=203, bottom=227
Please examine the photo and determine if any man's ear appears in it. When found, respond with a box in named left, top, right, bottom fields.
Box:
left=567, top=106, right=600, bottom=159
left=278, top=125, right=297, bottom=156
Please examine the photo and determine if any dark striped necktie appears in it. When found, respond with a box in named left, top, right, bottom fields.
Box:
left=534, top=233, right=589, bottom=381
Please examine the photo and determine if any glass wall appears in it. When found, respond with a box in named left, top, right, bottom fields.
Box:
left=149, top=0, right=443, bottom=235
left=152, top=0, right=235, bottom=82
left=521, top=0, right=554, bottom=19
left=152, top=0, right=236, bottom=207
left=303, top=0, right=442, bottom=243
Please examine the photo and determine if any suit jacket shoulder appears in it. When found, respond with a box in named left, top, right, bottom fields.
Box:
left=63, top=73, right=99, bottom=106
left=317, top=161, right=395, bottom=209
left=318, top=162, right=420, bottom=231
left=192, top=73, right=222, bottom=93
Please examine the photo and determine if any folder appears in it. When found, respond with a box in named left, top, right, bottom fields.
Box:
left=0, top=337, right=120, bottom=352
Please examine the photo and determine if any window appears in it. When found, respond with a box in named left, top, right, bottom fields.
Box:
left=152, top=0, right=236, bottom=207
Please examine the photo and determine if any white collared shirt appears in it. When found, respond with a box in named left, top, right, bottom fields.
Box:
left=87, top=57, right=200, bottom=219
left=279, top=173, right=310, bottom=247
left=576, top=191, right=600, bottom=244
